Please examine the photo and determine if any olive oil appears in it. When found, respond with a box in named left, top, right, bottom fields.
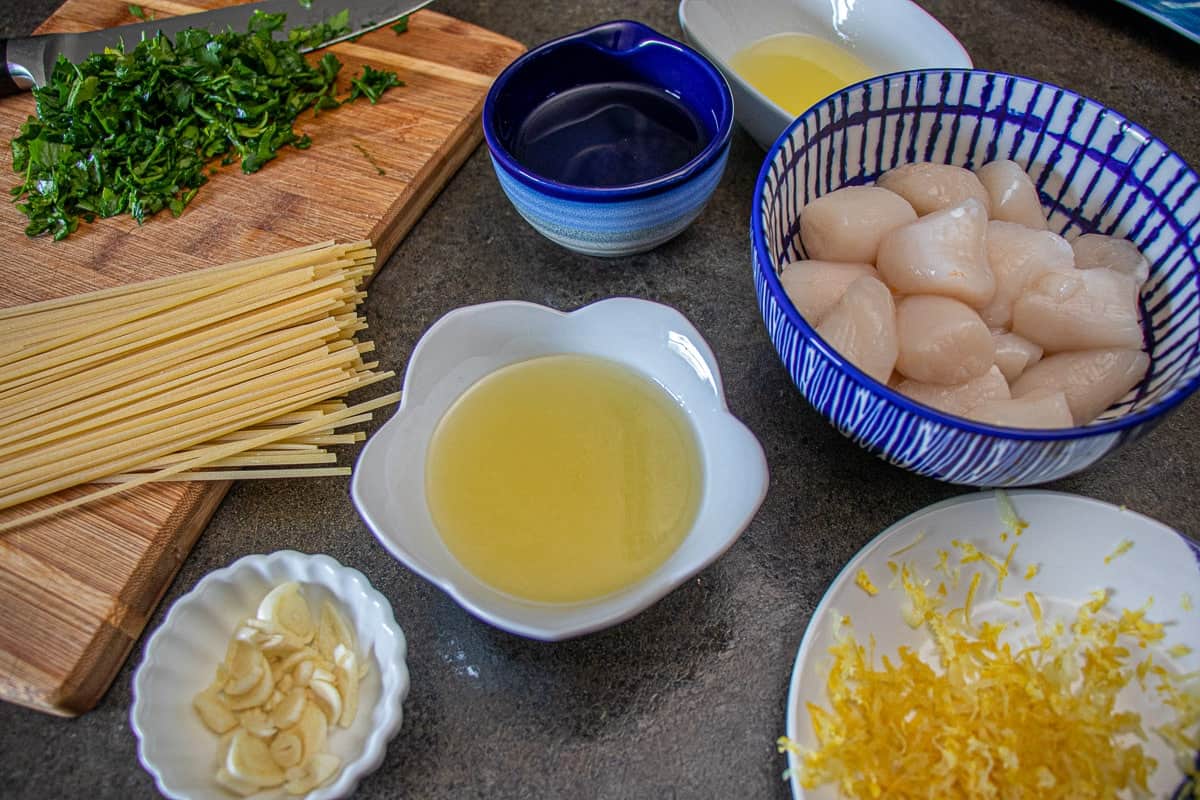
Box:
left=425, top=354, right=703, bottom=604
left=730, top=33, right=875, bottom=117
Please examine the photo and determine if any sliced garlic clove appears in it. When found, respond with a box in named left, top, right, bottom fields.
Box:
left=193, top=687, right=238, bottom=734
left=270, top=687, right=308, bottom=730
left=203, top=586, right=359, bottom=797
left=223, top=641, right=266, bottom=697
left=333, top=644, right=359, bottom=729
left=258, top=582, right=315, bottom=642
left=217, top=730, right=237, bottom=765
left=308, top=679, right=343, bottom=727
left=275, top=646, right=322, bottom=676
left=270, top=731, right=304, bottom=770
left=287, top=704, right=328, bottom=766
left=308, top=753, right=341, bottom=790
left=237, top=708, right=277, bottom=739
left=243, top=618, right=307, bottom=656
left=226, top=729, right=285, bottom=788
left=316, top=601, right=356, bottom=662
left=293, top=660, right=315, bottom=688
left=216, top=766, right=264, bottom=798
left=284, top=753, right=342, bottom=796
left=226, top=662, right=275, bottom=711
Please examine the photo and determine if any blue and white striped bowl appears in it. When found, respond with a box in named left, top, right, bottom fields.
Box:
left=483, top=20, right=734, bottom=257
left=752, top=69, right=1200, bottom=487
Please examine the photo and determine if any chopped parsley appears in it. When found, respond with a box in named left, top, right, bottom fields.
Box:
left=348, top=64, right=403, bottom=104
left=9, top=10, right=402, bottom=240
left=353, top=143, right=386, bottom=176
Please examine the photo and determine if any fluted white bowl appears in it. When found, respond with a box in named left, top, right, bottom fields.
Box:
left=130, top=551, right=409, bottom=800
left=352, top=298, right=769, bottom=640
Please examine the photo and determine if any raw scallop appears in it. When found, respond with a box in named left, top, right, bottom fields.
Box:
left=1011, top=348, right=1149, bottom=424
left=1011, top=267, right=1142, bottom=352
left=1071, top=233, right=1151, bottom=287
left=876, top=198, right=995, bottom=308
left=877, top=162, right=991, bottom=217
left=815, top=276, right=898, bottom=385
left=894, top=295, right=994, bottom=385
left=799, top=186, right=917, bottom=264
left=779, top=260, right=878, bottom=326
left=978, top=220, right=1075, bottom=329
left=966, top=389, right=1073, bottom=429
left=992, top=332, right=1044, bottom=383
left=975, top=159, right=1047, bottom=229
left=896, top=365, right=1010, bottom=417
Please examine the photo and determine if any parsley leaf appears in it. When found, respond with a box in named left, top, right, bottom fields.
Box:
left=348, top=65, right=403, bottom=104
left=9, top=12, right=403, bottom=240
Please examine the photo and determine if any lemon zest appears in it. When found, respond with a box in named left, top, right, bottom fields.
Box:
left=1104, top=538, right=1135, bottom=565
left=780, top=565, right=1200, bottom=799
left=855, top=569, right=879, bottom=597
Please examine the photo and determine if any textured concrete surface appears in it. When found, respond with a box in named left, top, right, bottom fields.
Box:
left=1, top=1, right=1198, bottom=797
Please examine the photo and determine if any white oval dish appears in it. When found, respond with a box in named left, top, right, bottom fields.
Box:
left=678, top=0, right=972, bottom=149
left=131, top=551, right=409, bottom=800
left=351, top=297, right=769, bottom=641
left=784, top=490, right=1200, bottom=799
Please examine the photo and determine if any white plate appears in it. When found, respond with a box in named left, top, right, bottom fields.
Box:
left=131, top=551, right=410, bottom=800
left=784, top=490, right=1200, bottom=799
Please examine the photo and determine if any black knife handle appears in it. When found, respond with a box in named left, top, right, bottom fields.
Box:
left=0, top=40, right=24, bottom=97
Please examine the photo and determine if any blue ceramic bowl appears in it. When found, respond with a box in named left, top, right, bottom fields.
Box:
left=752, top=69, right=1200, bottom=486
left=483, top=20, right=734, bottom=257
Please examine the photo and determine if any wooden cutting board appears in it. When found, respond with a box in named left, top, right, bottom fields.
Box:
left=0, top=0, right=524, bottom=716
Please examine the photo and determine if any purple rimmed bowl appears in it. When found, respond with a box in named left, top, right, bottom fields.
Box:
left=752, top=68, right=1200, bottom=486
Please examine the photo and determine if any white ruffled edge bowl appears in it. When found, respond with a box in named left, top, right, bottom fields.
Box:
left=130, top=551, right=409, bottom=800
left=351, top=297, right=769, bottom=640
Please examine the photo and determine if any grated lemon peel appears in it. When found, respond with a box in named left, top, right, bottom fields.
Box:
left=854, top=569, right=879, bottom=597
left=1106, top=538, right=1135, bottom=565
left=779, top=502, right=1200, bottom=799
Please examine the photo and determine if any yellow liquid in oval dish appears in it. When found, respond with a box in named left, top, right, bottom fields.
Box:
left=730, top=33, right=875, bottom=117
left=425, top=354, right=703, bottom=605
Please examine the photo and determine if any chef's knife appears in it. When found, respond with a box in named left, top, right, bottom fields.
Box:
left=0, top=0, right=434, bottom=95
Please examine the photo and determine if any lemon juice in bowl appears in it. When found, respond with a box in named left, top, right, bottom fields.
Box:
left=730, top=33, right=875, bottom=117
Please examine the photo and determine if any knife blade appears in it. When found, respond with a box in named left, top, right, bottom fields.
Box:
left=1, top=0, right=435, bottom=94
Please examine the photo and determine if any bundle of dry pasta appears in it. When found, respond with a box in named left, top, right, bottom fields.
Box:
left=0, top=240, right=399, bottom=532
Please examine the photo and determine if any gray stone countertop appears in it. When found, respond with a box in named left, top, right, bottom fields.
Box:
left=1, top=1, right=1197, bottom=798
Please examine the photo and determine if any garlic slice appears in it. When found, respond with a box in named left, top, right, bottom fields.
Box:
left=258, top=582, right=315, bottom=642
left=196, top=583, right=367, bottom=797
left=284, top=753, right=342, bottom=796
left=226, top=729, right=285, bottom=788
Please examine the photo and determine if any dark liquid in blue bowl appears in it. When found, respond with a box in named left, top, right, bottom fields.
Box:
left=511, top=82, right=707, bottom=187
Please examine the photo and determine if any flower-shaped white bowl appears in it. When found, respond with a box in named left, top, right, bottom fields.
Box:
left=130, top=551, right=409, bottom=800
left=351, top=298, right=768, bottom=640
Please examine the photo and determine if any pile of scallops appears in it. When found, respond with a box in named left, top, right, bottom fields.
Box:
left=783, top=159, right=1150, bottom=429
